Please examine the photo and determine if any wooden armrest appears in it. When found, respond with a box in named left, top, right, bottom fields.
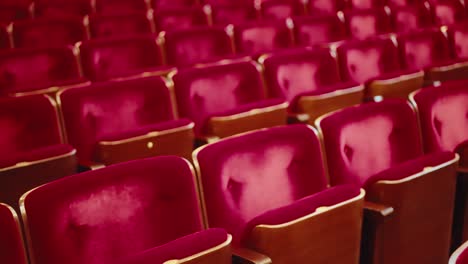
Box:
left=426, top=62, right=468, bottom=82
left=78, top=161, right=105, bottom=171
left=232, top=247, right=272, bottom=264
left=208, top=103, right=288, bottom=138
left=287, top=113, right=310, bottom=124
left=364, top=201, right=394, bottom=221
left=368, top=71, right=424, bottom=99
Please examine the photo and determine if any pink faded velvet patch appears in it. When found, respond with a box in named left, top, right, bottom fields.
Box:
left=293, top=15, right=347, bottom=46
left=23, top=156, right=204, bottom=264
left=155, top=7, right=208, bottom=32
left=119, top=228, right=229, bottom=264
left=88, top=12, right=153, bottom=39
left=0, top=204, right=27, bottom=264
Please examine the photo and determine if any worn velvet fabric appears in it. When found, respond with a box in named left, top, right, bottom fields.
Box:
left=344, top=8, right=392, bottom=40
left=0, top=3, right=30, bottom=23
left=0, top=25, right=10, bottom=49
left=348, top=0, right=386, bottom=10
left=120, top=229, right=229, bottom=264
left=210, top=4, right=258, bottom=26
left=293, top=15, right=347, bottom=47
left=308, top=0, right=346, bottom=15
left=337, top=37, right=403, bottom=84
left=95, top=0, right=148, bottom=14
left=262, top=48, right=356, bottom=112
left=79, top=35, right=164, bottom=81
left=448, top=22, right=468, bottom=60
left=22, top=156, right=204, bottom=264
left=88, top=12, right=154, bottom=39
left=412, top=81, right=468, bottom=153
left=0, top=95, right=67, bottom=167
left=0, top=47, right=83, bottom=94
left=430, top=0, right=466, bottom=26
left=390, top=4, right=433, bottom=33
left=12, top=17, right=87, bottom=48
left=155, top=7, right=208, bottom=32
left=0, top=204, right=27, bottom=264
left=195, top=125, right=330, bottom=244
left=152, top=0, right=197, bottom=9
left=260, top=0, right=304, bottom=20
left=172, top=60, right=277, bottom=136
left=318, top=100, right=424, bottom=186
left=398, top=28, right=455, bottom=71
left=59, top=76, right=179, bottom=164
left=163, top=26, right=233, bottom=66
left=34, top=0, right=93, bottom=17
left=234, top=21, right=293, bottom=56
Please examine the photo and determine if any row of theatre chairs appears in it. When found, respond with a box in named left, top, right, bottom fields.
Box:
left=0, top=1, right=468, bottom=49
left=1, top=0, right=466, bottom=22
left=0, top=85, right=467, bottom=263
left=1, top=23, right=468, bottom=96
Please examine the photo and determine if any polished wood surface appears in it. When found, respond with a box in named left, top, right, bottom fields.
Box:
left=364, top=159, right=458, bottom=264
left=368, top=72, right=424, bottom=99
left=178, top=238, right=232, bottom=264
left=425, top=62, right=468, bottom=83
left=246, top=194, right=364, bottom=264
left=232, top=247, right=272, bottom=264
left=96, top=126, right=194, bottom=165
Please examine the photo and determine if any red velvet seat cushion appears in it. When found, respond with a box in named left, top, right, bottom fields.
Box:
left=12, top=17, right=87, bottom=48
left=363, top=151, right=455, bottom=189
left=172, top=60, right=273, bottom=136
left=234, top=21, right=293, bottom=56
left=22, top=156, right=203, bottom=264
left=292, top=15, right=347, bottom=47
left=318, top=100, right=424, bottom=186
left=80, top=35, right=164, bottom=82
left=0, top=204, right=27, bottom=264
left=260, top=0, right=305, bottom=20
left=448, top=22, right=468, bottom=60
left=349, top=0, right=385, bottom=10
left=210, top=4, right=258, bottom=26
left=0, top=47, right=83, bottom=94
left=0, top=95, right=65, bottom=163
left=390, top=4, right=433, bottom=33
left=195, top=124, right=328, bottom=244
left=337, top=37, right=403, bottom=84
left=155, top=7, right=208, bottom=32
left=59, top=76, right=177, bottom=164
left=0, top=144, right=74, bottom=169
left=411, top=81, right=468, bottom=153
left=120, top=228, right=229, bottom=264
left=344, top=8, right=392, bottom=40
left=34, top=0, right=93, bottom=17
left=88, top=12, right=154, bottom=39
left=95, top=0, right=148, bottom=14
left=308, top=0, right=346, bottom=15
left=241, top=184, right=360, bottom=245
left=430, top=0, right=466, bottom=26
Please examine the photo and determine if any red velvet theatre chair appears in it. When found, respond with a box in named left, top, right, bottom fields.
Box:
left=390, top=3, right=433, bottom=33
left=152, top=0, right=197, bottom=9
left=430, top=0, right=466, bottom=27
left=397, top=27, right=468, bottom=83
left=94, top=0, right=149, bottom=14
left=409, top=81, right=468, bottom=244
left=348, top=0, right=386, bottom=10
left=0, top=46, right=85, bottom=96
left=343, top=8, right=392, bottom=40
left=171, top=59, right=288, bottom=141
left=88, top=11, right=155, bottom=39
left=0, top=95, right=77, bottom=209
left=12, top=16, right=87, bottom=48
left=210, top=3, right=258, bottom=26
left=316, top=100, right=459, bottom=264
left=193, top=124, right=365, bottom=263
left=259, top=0, right=305, bottom=21
left=260, top=47, right=364, bottom=124
left=160, top=26, right=234, bottom=67
left=154, top=7, right=209, bottom=32
left=292, top=14, right=348, bottom=47
left=20, top=156, right=232, bottom=264
left=79, top=35, right=168, bottom=82
left=58, top=76, right=194, bottom=167
left=308, top=0, right=346, bottom=15
left=451, top=241, right=468, bottom=264
left=447, top=22, right=468, bottom=61
left=0, top=3, right=30, bottom=24
left=0, top=203, right=27, bottom=264
left=336, top=37, right=424, bottom=100
left=34, top=0, right=93, bottom=18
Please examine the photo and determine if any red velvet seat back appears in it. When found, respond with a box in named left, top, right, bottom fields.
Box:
left=262, top=48, right=342, bottom=108
left=390, top=4, right=433, bottom=33
left=0, top=47, right=82, bottom=94
left=398, top=28, right=452, bottom=71
left=260, top=0, right=305, bottom=20
left=308, top=0, right=346, bottom=15
left=0, top=26, right=10, bottom=49
left=152, top=0, right=197, bottom=9
left=88, top=12, right=154, bottom=39
left=430, top=0, right=466, bottom=26
left=172, top=60, right=266, bottom=136
left=0, top=3, right=31, bottom=23
left=163, top=27, right=233, bottom=66
left=448, top=23, right=468, bottom=60
left=59, top=76, right=176, bottom=164
left=348, top=0, right=386, bottom=10
left=12, top=17, right=87, bottom=48
left=80, top=35, right=163, bottom=81
left=0, top=95, right=63, bottom=162
left=234, top=21, right=293, bottom=55
left=21, top=156, right=204, bottom=264
left=318, top=100, right=423, bottom=186
left=34, top=0, right=93, bottom=17
left=0, top=203, right=27, bottom=264
left=95, top=0, right=149, bottom=14
left=337, top=37, right=401, bottom=83
left=293, top=15, right=347, bottom=47
left=411, top=81, right=468, bottom=153
left=210, top=4, right=258, bottom=26
left=344, top=8, right=392, bottom=40
left=194, top=124, right=328, bottom=243
left=154, top=7, right=208, bottom=32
